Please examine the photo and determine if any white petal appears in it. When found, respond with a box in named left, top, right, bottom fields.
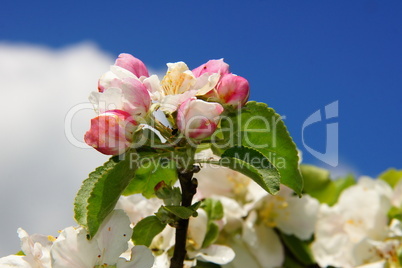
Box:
left=117, top=246, right=154, bottom=268
left=242, top=212, right=284, bottom=268
left=188, top=209, right=208, bottom=250
left=355, top=261, right=386, bottom=268
left=194, top=73, right=220, bottom=96
left=90, top=87, right=124, bottom=113
left=275, top=193, right=320, bottom=240
left=51, top=227, right=99, bottom=268
left=166, top=62, right=190, bottom=73
left=143, top=75, right=163, bottom=101
left=95, top=209, right=133, bottom=265
left=98, top=65, right=137, bottom=91
left=110, top=65, right=137, bottom=79
left=116, top=195, right=163, bottom=226
left=221, top=236, right=260, bottom=268
left=159, top=90, right=196, bottom=113
left=150, top=225, right=175, bottom=252
left=196, top=158, right=251, bottom=200
left=151, top=253, right=170, bottom=268
left=212, top=196, right=247, bottom=233
left=17, top=228, right=53, bottom=267
left=352, top=238, right=382, bottom=266
left=391, top=179, right=402, bottom=207
left=0, top=255, right=32, bottom=268
left=195, top=245, right=235, bottom=265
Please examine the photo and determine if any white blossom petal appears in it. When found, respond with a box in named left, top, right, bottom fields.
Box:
left=222, top=236, right=261, bottom=268
left=188, top=209, right=208, bottom=250
left=194, top=245, right=235, bottom=265
left=95, top=209, right=133, bottom=265
left=242, top=211, right=284, bottom=268
left=117, top=246, right=154, bottom=268
left=51, top=227, right=100, bottom=268
left=0, top=255, right=33, bottom=268
left=116, top=194, right=163, bottom=226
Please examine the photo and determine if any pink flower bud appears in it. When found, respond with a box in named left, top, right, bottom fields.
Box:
left=177, top=98, right=224, bottom=140
left=84, top=110, right=137, bottom=155
left=192, top=59, right=230, bottom=77
left=115, top=53, right=149, bottom=78
left=217, top=74, right=250, bottom=108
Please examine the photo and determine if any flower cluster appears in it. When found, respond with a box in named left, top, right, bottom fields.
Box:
left=0, top=210, right=154, bottom=268
left=312, top=177, right=402, bottom=268
left=2, top=52, right=400, bottom=268
left=85, top=54, right=250, bottom=155
left=2, top=152, right=401, bottom=267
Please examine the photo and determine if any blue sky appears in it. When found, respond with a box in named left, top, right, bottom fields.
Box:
left=0, top=0, right=401, bottom=257
left=2, top=0, right=400, bottom=176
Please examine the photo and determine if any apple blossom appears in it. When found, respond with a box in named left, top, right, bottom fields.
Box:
left=192, top=59, right=230, bottom=78
left=241, top=211, right=285, bottom=268
left=226, top=185, right=319, bottom=268
left=216, top=74, right=250, bottom=108
left=0, top=228, right=53, bottom=267
left=192, top=59, right=249, bottom=108
left=84, top=110, right=137, bottom=155
left=51, top=210, right=154, bottom=268
left=143, top=62, right=220, bottom=113
left=91, top=76, right=151, bottom=118
left=98, top=53, right=149, bottom=92
left=98, top=65, right=137, bottom=93
left=115, top=53, right=149, bottom=78
left=195, top=149, right=252, bottom=201
left=176, top=98, right=224, bottom=140
left=311, top=177, right=393, bottom=268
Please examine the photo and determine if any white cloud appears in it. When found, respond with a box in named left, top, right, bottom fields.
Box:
left=0, top=42, right=116, bottom=256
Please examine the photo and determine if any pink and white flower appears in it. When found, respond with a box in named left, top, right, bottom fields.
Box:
left=50, top=210, right=154, bottom=268
left=193, top=59, right=250, bottom=108
left=91, top=76, right=151, bottom=118
left=216, top=74, right=249, bottom=108
left=192, top=59, right=230, bottom=78
left=84, top=110, right=137, bottom=155
left=0, top=228, right=53, bottom=267
left=115, top=53, right=149, bottom=78
left=143, top=62, right=220, bottom=113
left=176, top=98, right=224, bottom=140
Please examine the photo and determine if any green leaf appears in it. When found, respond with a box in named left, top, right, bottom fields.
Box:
left=202, top=222, right=220, bottom=248
left=74, top=153, right=137, bottom=238
left=217, top=146, right=280, bottom=195
left=219, top=101, right=303, bottom=194
left=15, top=251, right=25, bottom=256
left=379, top=168, right=402, bottom=188
left=388, top=206, right=402, bottom=221
left=279, top=232, right=315, bottom=266
left=155, top=183, right=182, bottom=206
left=300, top=164, right=331, bottom=193
left=123, top=156, right=177, bottom=198
left=201, top=199, right=224, bottom=221
left=132, top=216, right=166, bottom=247
left=301, top=164, right=355, bottom=205
left=308, top=175, right=355, bottom=206
left=163, top=205, right=198, bottom=219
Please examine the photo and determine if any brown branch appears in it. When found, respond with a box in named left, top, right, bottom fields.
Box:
left=170, top=166, right=199, bottom=268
